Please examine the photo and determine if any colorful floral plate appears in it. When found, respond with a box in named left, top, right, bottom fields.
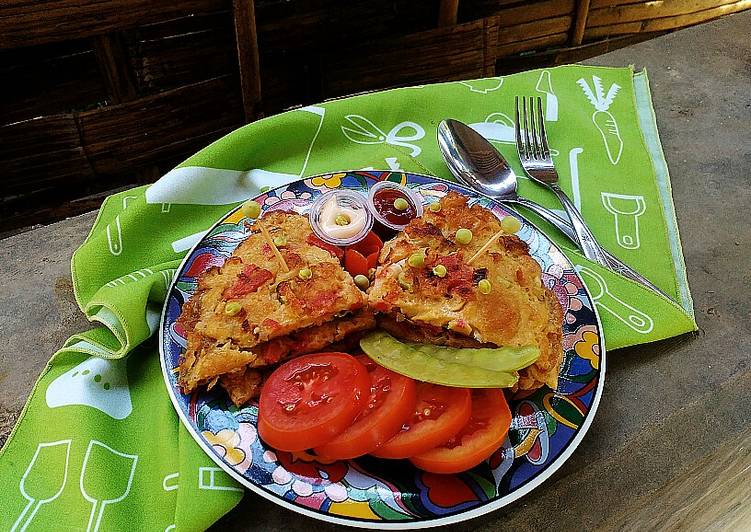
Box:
left=159, top=171, right=605, bottom=529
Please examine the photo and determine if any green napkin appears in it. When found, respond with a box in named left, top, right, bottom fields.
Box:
left=0, top=65, right=696, bottom=530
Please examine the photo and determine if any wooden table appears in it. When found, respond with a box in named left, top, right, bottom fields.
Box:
left=1, top=11, right=749, bottom=531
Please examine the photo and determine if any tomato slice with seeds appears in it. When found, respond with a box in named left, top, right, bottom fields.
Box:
left=314, top=356, right=417, bottom=460
left=258, top=352, right=370, bottom=452
left=409, top=388, right=511, bottom=474
left=370, top=383, right=471, bottom=459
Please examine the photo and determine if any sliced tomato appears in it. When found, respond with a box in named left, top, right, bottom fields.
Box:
left=344, top=249, right=369, bottom=277
left=224, top=264, right=273, bottom=298
left=370, top=383, right=471, bottom=459
left=409, top=388, right=511, bottom=474
left=343, top=231, right=383, bottom=277
left=350, top=231, right=383, bottom=258
left=258, top=352, right=369, bottom=452
left=314, top=356, right=417, bottom=460
left=306, top=234, right=344, bottom=260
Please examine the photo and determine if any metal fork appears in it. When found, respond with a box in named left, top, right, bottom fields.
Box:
left=515, top=96, right=610, bottom=267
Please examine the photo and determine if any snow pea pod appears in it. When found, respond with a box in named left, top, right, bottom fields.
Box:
left=360, top=331, right=539, bottom=388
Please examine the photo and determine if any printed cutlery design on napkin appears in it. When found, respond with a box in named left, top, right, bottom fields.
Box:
left=458, top=77, right=504, bottom=94
left=46, top=357, right=132, bottom=420
left=11, top=440, right=71, bottom=532
left=469, top=112, right=561, bottom=157
left=601, top=193, right=647, bottom=249
left=535, top=71, right=558, bottom=122
left=11, top=439, right=138, bottom=532
left=576, top=265, right=654, bottom=334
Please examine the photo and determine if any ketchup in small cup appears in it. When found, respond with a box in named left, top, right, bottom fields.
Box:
left=368, top=181, right=423, bottom=231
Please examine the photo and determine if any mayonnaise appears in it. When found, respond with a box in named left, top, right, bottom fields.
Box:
left=318, top=194, right=368, bottom=240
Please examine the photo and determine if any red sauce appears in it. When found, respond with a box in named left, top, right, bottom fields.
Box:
left=372, top=187, right=416, bottom=227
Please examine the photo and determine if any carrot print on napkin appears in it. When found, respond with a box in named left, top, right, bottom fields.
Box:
left=577, top=76, right=623, bottom=165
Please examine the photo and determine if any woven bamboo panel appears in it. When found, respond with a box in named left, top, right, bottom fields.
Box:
left=1, top=0, right=749, bottom=232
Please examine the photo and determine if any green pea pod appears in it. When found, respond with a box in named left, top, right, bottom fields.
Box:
left=408, top=342, right=540, bottom=373
left=360, top=331, right=539, bottom=388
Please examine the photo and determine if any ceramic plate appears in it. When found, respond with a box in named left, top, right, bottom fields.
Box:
left=159, top=170, right=605, bottom=529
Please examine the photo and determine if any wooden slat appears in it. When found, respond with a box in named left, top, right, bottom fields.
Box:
left=483, top=17, right=500, bottom=75
left=585, top=21, right=642, bottom=38
left=0, top=115, right=93, bottom=197
left=460, top=0, right=544, bottom=21
left=233, top=0, right=262, bottom=121
left=496, top=32, right=569, bottom=57
left=323, top=18, right=498, bottom=96
left=258, top=52, right=319, bottom=113
left=497, top=15, right=572, bottom=46
left=494, top=0, right=575, bottom=25
left=585, top=0, right=751, bottom=37
left=2, top=75, right=242, bottom=206
left=571, top=0, right=592, bottom=44
left=591, top=0, right=656, bottom=7
left=79, top=76, right=242, bottom=174
left=2, top=190, right=121, bottom=232
left=255, top=0, right=437, bottom=52
left=438, top=0, right=460, bottom=26
left=0, top=0, right=228, bottom=49
left=588, top=0, right=747, bottom=26
left=128, top=12, right=235, bottom=95
left=93, top=33, right=138, bottom=103
left=0, top=42, right=107, bottom=124
left=496, top=31, right=663, bottom=73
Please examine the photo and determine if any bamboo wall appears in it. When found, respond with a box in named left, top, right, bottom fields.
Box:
left=1, top=0, right=748, bottom=232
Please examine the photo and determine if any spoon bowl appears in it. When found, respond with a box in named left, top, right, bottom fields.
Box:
left=437, top=119, right=519, bottom=199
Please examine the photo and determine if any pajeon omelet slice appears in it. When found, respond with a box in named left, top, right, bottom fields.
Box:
left=177, top=211, right=374, bottom=395
left=368, top=191, right=564, bottom=391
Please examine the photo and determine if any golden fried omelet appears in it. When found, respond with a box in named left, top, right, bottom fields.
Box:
left=368, top=192, right=563, bottom=390
left=178, top=211, right=374, bottom=397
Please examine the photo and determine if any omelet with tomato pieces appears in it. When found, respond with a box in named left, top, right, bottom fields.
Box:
left=177, top=211, right=374, bottom=399
left=368, top=191, right=564, bottom=391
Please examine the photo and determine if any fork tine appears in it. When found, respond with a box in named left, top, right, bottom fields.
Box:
left=536, top=96, right=550, bottom=159
left=529, top=97, right=540, bottom=159
left=514, top=96, right=525, bottom=160
left=522, top=97, right=532, bottom=160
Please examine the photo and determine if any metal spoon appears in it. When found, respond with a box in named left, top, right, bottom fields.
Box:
left=437, top=118, right=670, bottom=299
